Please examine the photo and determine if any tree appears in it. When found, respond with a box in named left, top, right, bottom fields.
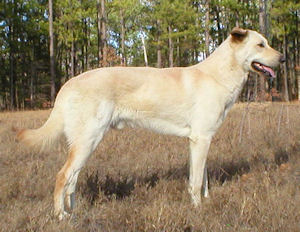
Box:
left=271, top=0, right=300, bottom=101
left=49, top=0, right=56, bottom=106
left=156, top=19, right=162, bottom=68
left=258, top=0, right=267, bottom=101
left=109, top=0, right=144, bottom=66
left=97, top=0, right=102, bottom=66
left=101, top=0, right=108, bottom=66
left=205, top=0, right=211, bottom=58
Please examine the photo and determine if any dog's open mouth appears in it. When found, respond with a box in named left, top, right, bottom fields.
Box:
left=251, top=62, right=275, bottom=78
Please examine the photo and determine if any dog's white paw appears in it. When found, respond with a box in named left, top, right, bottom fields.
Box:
left=203, top=191, right=210, bottom=198
left=189, top=187, right=201, bottom=207
left=58, top=211, right=70, bottom=221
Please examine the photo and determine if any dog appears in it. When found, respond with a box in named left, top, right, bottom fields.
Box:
left=17, top=27, right=284, bottom=220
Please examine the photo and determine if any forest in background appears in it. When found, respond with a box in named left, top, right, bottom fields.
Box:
left=0, top=0, right=299, bottom=110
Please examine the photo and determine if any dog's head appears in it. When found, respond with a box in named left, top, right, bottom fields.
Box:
left=230, top=27, right=284, bottom=78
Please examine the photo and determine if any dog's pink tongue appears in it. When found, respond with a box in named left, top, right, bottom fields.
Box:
left=263, top=65, right=275, bottom=78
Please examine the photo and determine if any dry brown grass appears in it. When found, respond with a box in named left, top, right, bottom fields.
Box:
left=0, top=103, right=300, bottom=232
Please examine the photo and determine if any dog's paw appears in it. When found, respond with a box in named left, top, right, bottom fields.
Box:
left=58, top=211, right=71, bottom=221
left=189, top=187, right=202, bottom=207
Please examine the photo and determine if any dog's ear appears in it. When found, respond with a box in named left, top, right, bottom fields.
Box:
left=230, top=27, right=248, bottom=42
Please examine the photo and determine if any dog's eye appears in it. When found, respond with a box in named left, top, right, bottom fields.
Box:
left=258, top=43, right=265, bottom=48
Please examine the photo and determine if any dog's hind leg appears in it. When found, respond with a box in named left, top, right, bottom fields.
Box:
left=64, top=124, right=108, bottom=212
left=54, top=101, right=114, bottom=220
left=54, top=144, right=86, bottom=220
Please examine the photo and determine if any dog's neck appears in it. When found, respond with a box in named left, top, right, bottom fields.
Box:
left=194, top=37, right=249, bottom=95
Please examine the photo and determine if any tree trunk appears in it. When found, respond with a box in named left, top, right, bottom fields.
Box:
left=264, top=0, right=269, bottom=39
left=30, top=60, right=36, bottom=108
left=282, top=33, right=289, bottom=102
left=205, top=0, right=210, bottom=58
left=157, top=19, right=162, bottom=68
left=168, top=25, right=173, bottom=68
left=9, top=46, right=16, bottom=110
left=215, top=6, right=222, bottom=46
left=296, top=11, right=299, bottom=66
left=296, top=66, right=300, bottom=101
left=182, top=35, right=189, bottom=67
left=0, top=57, right=7, bottom=109
left=259, top=0, right=267, bottom=37
left=81, top=18, right=87, bottom=72
left=65, top=51, right=69, bottom=81
left=157, top=41, right=162, bottom=68
left=85, top=18, right=90, bottom=70
left=81, top=45, right=85, bottom=72
left=71, top=37, right=75, bottom=77
left=120, top=9, right=126, bottom=66
left=8, top=6, right=16, bottom=110
left=259, top=0, right=267, bottom=101
left=254, top=75, right=258, bottom=101
left=156, top=19, right=162, bottom=68
left=97, top=0, right=102, bottom=67
left=101, top=0, right=107, bottom=66
left=141, top=33, right=148, bottom=67
left=177, top=37, right=180, bottom=66
left=235, top=11, right=239, bottom=27
left=49, top=0, right=56, bottom=106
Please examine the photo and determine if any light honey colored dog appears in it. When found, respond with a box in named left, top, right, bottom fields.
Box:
left=17, top=28, right=284, bottom=220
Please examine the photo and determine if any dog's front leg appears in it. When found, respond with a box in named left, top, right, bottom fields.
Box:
left=188, top=135, right=211, bottom=206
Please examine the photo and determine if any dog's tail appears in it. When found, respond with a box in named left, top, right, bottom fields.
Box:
left=17, top=107, right=64, bottom=151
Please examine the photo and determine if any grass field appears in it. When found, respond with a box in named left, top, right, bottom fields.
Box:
left=0, top=103, right=299, bottom=232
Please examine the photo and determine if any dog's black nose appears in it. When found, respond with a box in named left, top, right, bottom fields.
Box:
left=280, top=55, right=285, bottom=63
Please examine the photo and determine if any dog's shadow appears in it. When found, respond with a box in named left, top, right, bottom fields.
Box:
left=82, top=158, right=255, bottom=205
left=82, top=148, right=293, bottom=204
left=82, top=171, right=160, bottom=204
